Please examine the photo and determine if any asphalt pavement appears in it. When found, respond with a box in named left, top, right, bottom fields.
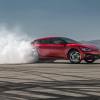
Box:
left=0, top=60, right=100, bottom=100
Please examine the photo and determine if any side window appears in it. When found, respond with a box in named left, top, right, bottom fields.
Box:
left=39, top=39, right=50, bottom=44
left=51, top=38, right=65, bottom=44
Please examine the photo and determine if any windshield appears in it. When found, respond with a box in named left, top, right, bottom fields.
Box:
left=61, top=37, right=80, bottom=44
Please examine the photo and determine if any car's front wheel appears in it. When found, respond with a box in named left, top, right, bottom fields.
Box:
left=69, top=50, right=81, bottom=64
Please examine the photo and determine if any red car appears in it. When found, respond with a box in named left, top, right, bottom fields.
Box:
left=31, top=37, right=100, bottom=63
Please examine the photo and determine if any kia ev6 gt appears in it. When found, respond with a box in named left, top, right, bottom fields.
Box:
left=31, top=37, right=100, bottom=64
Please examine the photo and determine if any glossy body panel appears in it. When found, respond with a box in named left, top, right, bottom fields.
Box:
left=31, top=37, right=100, bottom=61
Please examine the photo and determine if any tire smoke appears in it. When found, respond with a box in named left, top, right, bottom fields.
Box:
left=0, top=27, right=35, bottom=64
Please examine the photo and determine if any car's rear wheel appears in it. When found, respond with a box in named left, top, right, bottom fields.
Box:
left=32, top=48, right=55, bottom=63
left=69, top=50, right=81, bottom=64
left=84, top=55, right=95, bottom=63
left=32, top=47, right=39, bottom=63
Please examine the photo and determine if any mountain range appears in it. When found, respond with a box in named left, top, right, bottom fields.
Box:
left=81, top=40, right=100, bottom=48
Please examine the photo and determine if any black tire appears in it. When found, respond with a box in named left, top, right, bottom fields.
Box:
left=44, top=60, right=55, bottom=63
left=69, top=50, right=81, bottom=64
left=32, top=47, right=39, bottom=63
left=84, top=55, right=95, bottom=63
left=38, top=59, right=55, bottom=63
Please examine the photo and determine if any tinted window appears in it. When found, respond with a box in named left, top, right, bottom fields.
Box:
left=38, top=39, right=51, bottom=44
left=51, top=38, right=66, bottom=44
left=61, top=37, right=79, bottom=43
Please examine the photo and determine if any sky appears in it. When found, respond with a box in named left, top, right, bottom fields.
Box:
left=0, top=0, right=100, bottom=41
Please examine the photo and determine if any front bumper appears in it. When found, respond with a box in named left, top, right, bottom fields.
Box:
left=84, top=50, right=100, bottom=59
left=92, top=54, right=100, bottom=59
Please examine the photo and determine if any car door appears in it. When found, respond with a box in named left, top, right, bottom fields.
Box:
left=50, top=38, right=67, bottom=58
left=37, top=39, right=53, bottom=57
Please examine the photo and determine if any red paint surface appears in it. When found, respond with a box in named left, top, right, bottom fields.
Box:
left=31, top=37, right=100, bottom=60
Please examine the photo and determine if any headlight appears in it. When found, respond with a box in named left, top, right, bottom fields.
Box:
left=80, top=47, right=92, bottom=52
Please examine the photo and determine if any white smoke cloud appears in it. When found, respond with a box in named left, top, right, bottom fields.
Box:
left=0, top=26, right=36, bottom=64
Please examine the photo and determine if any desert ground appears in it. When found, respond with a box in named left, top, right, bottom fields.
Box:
left=0, top=60, right=100, bottom=100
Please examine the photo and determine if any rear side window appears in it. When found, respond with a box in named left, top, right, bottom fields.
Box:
left=38, top=39, right=51, bottom=44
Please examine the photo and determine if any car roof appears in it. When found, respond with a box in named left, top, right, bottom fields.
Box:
left=34, top=36, right=64, bottom=41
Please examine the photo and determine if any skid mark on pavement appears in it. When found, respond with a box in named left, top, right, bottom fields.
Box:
left=0, top=63, right=100, bottom=99
left=0, top=80, right=100, bottom=99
